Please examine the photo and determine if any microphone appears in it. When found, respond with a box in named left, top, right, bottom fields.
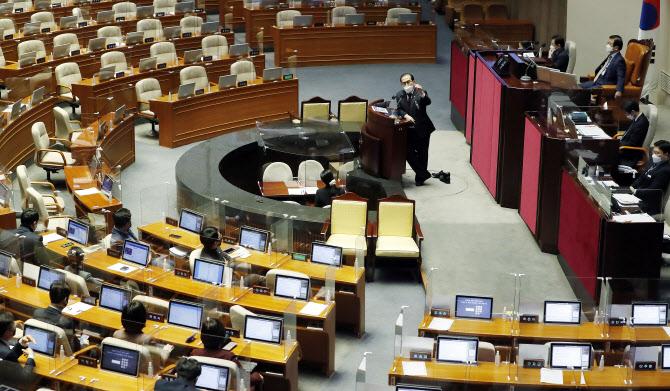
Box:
left=520, top=56, right=538, bottom=82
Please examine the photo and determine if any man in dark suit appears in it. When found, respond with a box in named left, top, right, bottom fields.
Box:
left=579, top=35, right=626, bottom=98
left=154, top=357, right=201, bottom=391
left=630, top=141, right=670, bottom=215
left=0, top=208, right=48, bottom=265
left=110, top=208, right=139, bottom=251
left=0, top=310, right=36, bottom=368
left=619, top=100, right=649, bottom=167
left=33, top=280, right=79, bottom=350
left=549, top=35, right=570, bottom=73
left=395, top=73, right=436, bottom=186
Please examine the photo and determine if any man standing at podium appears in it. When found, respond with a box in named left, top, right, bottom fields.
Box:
left=395, top=73, right=435, bottom=186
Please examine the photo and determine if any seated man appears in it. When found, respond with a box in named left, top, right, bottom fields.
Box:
left=154, top=357, right=201, bottom=391
left=549, top=35, right=569, bottom=73
left=33, top=280, right=79, bottom=351
left=0, top=208, right=49, bottom=265
left=314, top=169, right=344, bottom=208
left=0, top=310, right=36, bottom=367
left=619, top=100, right=649, bottom=167
left=198, top=226, right=265, bottom=287
left=630, top=141, right=670, bottom=215
left=579, top=34, right=626, bottom=98
left=64, top=246, right=102, bottom=290
left=110, top=208, right=138, bottom=251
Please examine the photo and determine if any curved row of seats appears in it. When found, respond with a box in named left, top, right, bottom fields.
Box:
left=275, top=6, right=412, bottom=26
left=1, top=0, right=182, bottom=16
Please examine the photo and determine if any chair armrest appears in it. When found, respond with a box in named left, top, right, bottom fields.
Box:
left=138, top=100, right=152, bottom=105
left=156, top=364, right=176, bottom=377
left=372, top=222, right=377, bottom=237
left=613, top=133, right=623, bottom=139
left=366, top=221, right=373, bottom=237
left=50, top=137, right=71, bottom=145
left=73, top=344, right=100, bottom=358
left=44, top=202, right=63, bottom=214
left=44, top=215, right=75, bottom=229
left=320, top=219, right=330, bottom=236
left=5, top=60, right=17, bottom=65
left=31, top=181, right=56, bottom=192
left=414, top=221, right=424, bottom=241
left=619, top=146, right=648, bottom=166
left=209, top=81, right=217, bottom=87
left=57, top=84, right=72, bottom=92
left=36, top=148, right=67, bottom=167
left=69, top=119, right=83, bottom=128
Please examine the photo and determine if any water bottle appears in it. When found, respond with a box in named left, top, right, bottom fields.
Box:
left=286, top=330, right=292, bottom=345
left=599, top=355, right=604, bottom=371
left=162, top=258, right=168, bottom=271
left=60, top=345, right=65, bottom=361
left=502, top=307, right=507, bottom=321
left=148, top=361, right=154, bottom=377
left=494, top=351, right=500, bottom=367
left=16, top=273, right=21, bottom=288
left=594, top=310, right=600, bottom=325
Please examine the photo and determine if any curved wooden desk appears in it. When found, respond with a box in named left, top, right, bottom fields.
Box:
left=360, top=100, right=407, bottom=180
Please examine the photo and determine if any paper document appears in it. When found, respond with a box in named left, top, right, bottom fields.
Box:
left=575, top=124, right=609, bottom=139
left=304, top=187, right=319, bottom=195
left=612, top=193, right=641, bottom=205
left=62, top=302, right=93, bottom=316
left=372, top=106, right=388, bottom=114
left=283, top=180, right=300, bottom=187
left=107, top=262, right=138, bottom=274
left=287, top=188, right=305, bottom=196
left=230, top=247, right=251, bottom=259
left=428, top=317, right=454, bottom=331
left=540, top=368, right=564, bottom=385
left=299, top=302, right=329, bottom=316
left=402, top=361, right=427, bottom=376
left=42, top=233, right=65, bottom=244
left=663, top=326, right=670, bottom=338
left=598, top=180, right=618, bottom=188
left=74, top=188, right=101, bottom=196
left=612, top=213, right=655, bottom=223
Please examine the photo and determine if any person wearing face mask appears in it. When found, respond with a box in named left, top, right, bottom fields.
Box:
left=579, top=34, right=626, bottom=98
left=548, top=35, right=569, bottom=73
left=629, top=141, right=670, bottom=215
left=394, top=73, right=435, bottom=186
left=618, top=100, right=649, bottom=167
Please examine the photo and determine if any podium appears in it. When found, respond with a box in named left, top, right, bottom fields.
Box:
left=360, top=100, right=407, bottom=181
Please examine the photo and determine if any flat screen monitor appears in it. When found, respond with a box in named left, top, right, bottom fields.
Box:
left=53, top=44, right=70, bottom=59
left=549, top=343, right=592, bottom=369
left=436, top=336, right=478, bottom=364
left=201, top=21, right=219, bottom=34
left=101, top=174, right=114, bottom=199
left=396, top=12, right=417, bottom=24
left=274, top=274, right=310, bottom=300
left=163, top=26, right=182, bottom=40
left=136, top=5, right=154, bottom=18
left=89, top=156, right=100, bottom=177
left=177, top=82, right=196, bottom=100
left=662, top=344, right=670, bottom=370
left=175, top=1, right=194, bottom=14
left=396, top=386, right=443, bottom=391
left=454, top=295, right=493, bottom=320
left=310, top=242, right=342, bottom=267
left=100, top=343, right=140, bottom=377
left=139, top=56, right=157, bottom=72
left=293, top=15, right=312, bottom=27
left=97, top=10, right=115, bottom=23
left=125, top=31, right=145, bottom=45
left=99, top=283, right=132, bottom=312
left=88, top=37, right=107, bottom=51
left=544, top=300, right=581, bottom=325
left=113, top=104, right=126, bottom=125
left=239, top=226, right=268, bottom=252
left=67, top=219, right=89, bottom=246
left=98, top=65, right=116, bottom=82
left=0, top=249, right=11, bottom=277
left=344, top=13, right=364, bottom=25
left=168, top=299, right=204, bottom=329
left=59, top=16, right=78, bottom=29
left=10, top=99, right=22, bottom=120
left=632, top=302, right=668, bottom=326
left=23, top=325, right=57, bottom=357
left=244, top=315, right=282, bottom=344
left=37, top=266, right=65, bottom=291
left=122, top=240, right=150, bottom=267
left=229, top=43, right=249, bottom=57
left=194, top=363, right=230, bottom=391
left=0, top=182, right=8, bottom=207
left=262, top=67, right=282, bottom=82
left=179, top=208, right=205, bottom=234
left=193, top=258, right=224, bottom=285
left=23, top=22, right=41, bottom=35
left=183, top=49, right=202, bottom=64
left=219, top=74, right=237, bottom=89
left=31, top=86, right=45, bottom=105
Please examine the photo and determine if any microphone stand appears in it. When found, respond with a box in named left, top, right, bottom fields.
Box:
left=520, top=56, right=538, bottom=82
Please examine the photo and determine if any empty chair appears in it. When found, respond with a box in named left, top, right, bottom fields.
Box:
left=332, top=6, right=355, bottom=24
left=0, top=19, right=16, bottom=36
left=263, top=162, right=292, bottom=182
left=386, top=7, right=410, bottom=24
left=565, top=40, right=576, bottom=74
left=230, top=305, right=256, bottom=333
left=53, top=33, right=80, bottom=52
left=13, top=1, right=31, bottom=12
left=276, top=10, right=301, bottom=27
left=180, top=15, right=203, bottom=34
left=135, top=77, right=161, bottom=134
left=301, top=96, right=332, bottom=120
left=16, top=165, right=65, bottom=212
left=485, top=2, right=507, bottom=19
left=297, top=159, right=324, bottom=182
left=137, top=18, right=163, bottom=39
left=153, top=0, right=176, bottom=14
left=150, top=41, right=177, bottom=64
left=132, top=295, right=169, bottom=316
left=323, top=192, right=369, bottom=256
left=266, top=269, right=312, bottom=298
left=230, top=59, right=256, bottom=82
left=54, top=62, right=82, bottom=113
left=72, top=7, right=83, bottom=20
left=338, top=95, right=367, bottom=121
left=30, top=11, right=57, bottom=30
left=63, top=269, right=89, bottom=297
left=54, top=106, right=83, bottom=145
left=179, top=66, right=211, bottom=90
left=32, top=122, right=75, bottom=181
left=0, top=46, right=14, bottom=67
left=478, top=342, right=496, bottom=362
left=97, top=25, right=123, bottom=45
left=17, top=40, right=47, bottom=59
left=113, top=1, right=137, bottom=19
left=101, top=51, right=128, bottom=72
left=202, top=34, right=228, bottom=58
left=27, top=187, right=71, bottom=230
left=460, top=2, right=484, bottom=23
left=338, top=161, right=355, bottom=180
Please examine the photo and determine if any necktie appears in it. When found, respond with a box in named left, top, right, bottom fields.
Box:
left=593, top=55, right=612, bottom=83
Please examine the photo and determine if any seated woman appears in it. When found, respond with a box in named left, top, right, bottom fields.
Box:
left=314, top=169, right=345, bottom=208
left=199, top=226, right=265, bottom=286
left=113, top=302, right=173, bottom=364
left=64, top=246, right=102, bottom=290
left=190, top=318, right=263, bottom=391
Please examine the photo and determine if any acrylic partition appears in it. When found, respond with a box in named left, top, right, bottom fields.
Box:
left=0, top=164, right=15, bottom=213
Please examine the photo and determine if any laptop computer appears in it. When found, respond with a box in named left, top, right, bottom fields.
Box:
left=31, top=86, right=45, bottom=106
left=23, top=325, right=57, bottom=357
left=397, top=12, right=417, bottom=24
left=177, top=82, right=196, bottom=99
left=139, top=57, right=157, bottom=72
left=99, top=283, right=132, bottom=312
left=163, top=26, right=182, bottom=40
left=122, top=240, right=151, bottom=268
left=344, top=13, right=364, bottom=25
left=310, top=242, right=343, bottom=267
left=200, top=21, right=219, bottom=34
left=10, top=99, right=23, bottom=120
left=168, top=299, right=204, bottom=329
left=229, top=43, right=249, bottom=57
left=293, top=15, right=313, bottom=27
left=23, top=22, right=41, bottom=36
left=59, top=15, right=78, bottom=29
left=52, top=44, right=70, bottom=59
left=136, top=5, right=154, bottom=18
left=183, top=49, right=202, bottom=64
left=262, top=67, right=282, bottom=82
left=98, top=65, right=116, bottom=82
left=88, top=37, right=107, bottom=52
left=97, top=10, right=115, bottom=23
left=113, top=104, right=126, bottom=125
left=175, top=1, right=194, bottom=14
left=274, top=274, right=310, bottom=300
left=218, top=74, right=237, bottom=89
left=125, top=31, right=145, bottom=45
left=194, top=363, right=230, bottom=391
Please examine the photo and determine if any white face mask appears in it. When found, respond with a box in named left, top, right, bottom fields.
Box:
left=652, top=154, right=662, bottom=164
left=626, top=114, right=634, bottom=120
left=550, top=44, right=556, bottom=51
left=403, top=85, right=414, bottom=94
left=606, top=43, right=613, bottom=53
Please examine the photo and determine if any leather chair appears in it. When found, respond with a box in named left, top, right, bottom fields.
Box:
left=322, top=192, right=370, bottom=262
left=301, top=96, right=333, bottom=120
left=459, top=1, right=484, bottom=24
left=24, top=319, right=73, bottom=356
left=13, top=1, right=31, bottom=12
left=54, top=106, right=83, bottom=145
left=72, top=7, right=84, bottom=20
left=230, top=305, right=255, bottom=333
left=614, top=104, right=657, bottom=168
left=97, top=25, right=123, bottom=45
left=54, top=62, right=82, bottom=113
left=30, top=11, right=56, bottom=30
left=230, top=59, right=256, bottom=82
left=386, top=7, right=410, bottom=24
left=0, top=46, right=15, bottom=68
left=297, top=159, right=324, bottom=182
left=112, top=1, right=137, bottom=19
left=371, top=194, right=423, bottom=282
left=150, top=41, right=178, bottom=64
left=332, top=6, right=355, bottom=24
left=137, top=18, right=163, bottom=39
left=31, top=122, right=75, bottom=181
left=132, top=295, right=169, bottom=316
left=18, top=40, right=47, bottom=59
left=266, top=269, right=312, bottom=298
left=276, top=10, right=301, bottom=27
left=338, top=161, right=355, bottom=180
left=484, top=2, right=507, bottom=19
left=179, top=65, right=212, bottom=90
left=0, top=19, right=16, bottom=35
left=135, top=77, right=161, bottom=134
left=101, top=51, right=129, bottom=72
left=16, top=164, right=65, bottom=212
left=53, top=33, right=80, bottom=52
left=338, top=95, right=367, bottom=121
left=100, top=337, right=153, bottom=374
left=202, top=34, right=228, bottom=58
left=478, top=341, right=496, bottom=362
left=153, top=0, right=176, bottom=14
left=263, top=162, right=292, bottom=182
left=180, top=15, right=203, bottom=34
left=565, top=41, right=576, bottom=74
left=26, top=187, right=72, bottom=230
left=63, top=269, right=89, bottom=297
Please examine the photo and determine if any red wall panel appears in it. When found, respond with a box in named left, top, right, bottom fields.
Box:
left=519, top=118, right=541, bottom=234
left=450, top=42, right=468, bottom=119
left=465, top=54, right=476, bottom=142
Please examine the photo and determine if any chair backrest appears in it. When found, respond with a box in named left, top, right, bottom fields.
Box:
left=189, top=356, right=238, bottom=386
left=338, top=95, right=367, bottom=121
left=113, top=1, right=137, bottom=18
left=135, top=77, right=162, bottom=113
left=485, top=2, right=507, bottom=19
left=30, top=11, right=56, bottom=29
left=230, top=59, right=256, bottom=82
left=97, top=25, right=123, bottom=45
left=63, top=269, right=89, bottom=297
left=13, top=1, right=31, bottom=11
left=265, top=269, right=311, bottom=297
left=101, top=51, right=128, bottom=72
left=377, top=194, right=414, bottom=238
left=137, top=18, right=163, bottom=38
left=26, top=187, right=51, bottom=226
left=0, top=18, right=16, bottom=36
left=330, top=194, right=367, bottom=235
left=180, top=65, right=209, bottom=90
left=100, top=337, right=153, bottom=374
left=55, top=62, right=82, bottom=88
left=297, top=160, right=324, bottom=182
left=202, top=34, right=228, bottom=57
left=53, top=33, right=80, bottom=52
left=625, top=40, right=652, bottom=87
left=53, top=106, right=74, bottom=141
left=16, top=165, right=31, bottom=209
left=386, top=7, right=410, bottom=23
left=332, top=6, right=356, bottom=24
left=18, top=40, right=46, bottom=58
left=24, top=318, right=72, bottom=356
left=229, top=305, right=255, bottom=333
left=276, top=10, right=301, bottom=27
left=180, top=15, right=203, bottom=34
left=478, top=341, right=496, bottom=362
left=565, top=40, right=576, bottom=74
left=187, top=248, right=202, bottom=273
left=72, top=7, right=83, bottom=19
left=461, top=2, right=484, bottom=22
left=31, top=122, right=50, bottom=164
left=153, top=0, right=176, bottom=14
left=338, top=161, right=355, bottom=180
left=640, top=104, right=657, bottom=156
left=132, top=295, right=169, bottom=316
left=301, top=96, right=331, bottom=119
left=102, top=233, right=112, bottom=250
left=263, top=162, right=293, bottom=182
left=150, top=41, right=177, bottom=64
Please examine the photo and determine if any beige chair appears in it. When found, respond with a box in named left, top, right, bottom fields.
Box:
left=0, top=19, right=16, bottom=36
left=30, top=11, right=56, bottom=30
left=332, top=6, right=355, bottom=24
left=101, top=51, right=128, bottom=72
left=386, top=7, right=410, bottom=24
left=31, top=122, right=75, bottom=181
left=230, top=305, right=255, bottom=333
left=266, top=269, right=312, bottom=298
left=24, top=319, right=73, bottom=356
left=137, top=18, right=163, bottom=39
left=72, top=7, right=84, bottom=20
left=54, top=62, right=82, bottom=113
left=297, top=159, right=324, bottom=182
left=478, top=341, right=496, bottom=362
left=102, top=233, right=113, bottom=250
left=263, top=162, right=292, bottom=182
left=135, top=77, right=161, bottom=133
left=565, top=41, right=576, bottom=74
left=97, top=25, right=123, bottom=45
left=323, top=192, right=369, bottom=258
left=150, top=41, right=178, bottom=64
left=13, top=1, right=31, bottom=12
left=63, top=269, right=89, bottom=297
left=113, top=1, right=137, bottom=19
left=301, top=96, right=333, bottom=120
left=180, top=15, right=203, bottom=34
left=338, top=161, right=355, bottom=180
left=54, top=106, right=83, bottom=145
left=16, top=164, right=65, bottom=212
left=179, top=65, right=212, bottom=90
left=276, top=10, right=301, bottom=27
left=26, top=187, right=71, bottom=230
left=230, top=59, right=256, bottom=82
left=100, top=337, right=153, bottom=374
left=187, top=248, right=202, bottom=274
left=17, top=40, right=47, bottom=59
left=153, top=0, right=176, bottom=14
left=53, top=33, right=80, bottom=52
left=132, top=295, right=169, bottom=316
left=0, top=46, right=15, bottom=68
left=202, top=34, right=228, bottom=58
left=338, top=95, right=367, bottom=121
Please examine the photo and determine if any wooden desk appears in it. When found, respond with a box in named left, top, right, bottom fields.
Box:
left=219, top=0, right=245, bottom=28
left=64, top=165, right=123, bottom=230
left=271, top=23, right=436, bottom=67
left=259, top=179, right=344, bottom=197
left=464, top=20, right=535, bottom=42
left=0, top=206, right=16, bottom=230
left=70, top=112, right=136, bottom=170
left=150, top=78, right=299, bottom=148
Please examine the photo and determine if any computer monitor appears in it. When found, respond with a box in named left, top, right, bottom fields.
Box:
left=31, top=86, right=45, bottom=105
left=168, top=299, right=204, bottom=329
left=0, top=182, right=7, bottom=207
left=543, top=300, right=581, bottom=325
left=396, top=386, right=442, bottom=391
left=179, top=208, right=205, bottom=234
left=201, top=21, right=219, bottom=34
left=262, top=67, right=282, bottom=82
left=183, top=49, right=202, bottom=64
left=229, top=43, right=249, bottom=57
left=632, top=302, right=669, bottom=326
left=100, top=343, right=140, bottom=377
left=344, top=13, right=364, bottom=25
left=177, top=82, right=196, bottom=100
left=195, top=364, right=230, bottom=391
left=436, top=336, right=478, bottom=364
left=274, top=274, right=310, bottom=300
left=239, top=226, right=269, bottom=252
left=23, top=22, right=41, bottom=36
left=88, top=37, right=107, bottom=51
left=218, top=74, right=237, bottom=89
left=97, top=10, right=115, bottom=23
left=310, top=242, right=343, bottom=267
left=0, top=249, right=11, bottom=277
left=163, top=26, right=182, bottom=40
left=37, top=266, right=65, bottom=291
left=113, top=104, right=126, bottom=125
left=98, top=65, right=116, bottom=82
left=293, top=15, right=312, bottom=27
left=139, top=57, right=157, bottom=72
left=18, top=51, right=36, bottom=68
left=122, top=240, right=151, bottom=268
left=101, top=174, right=114, bottom=199
left=193, top=258, right=224, bottom=285
left=549, top=343, right=592, bottom=369
left=243, top=315, right=282, bottom=344
left=125, top=31, right=145, bottom=45
left=23, top=325, right=57, bottom=357
left=136, top=5, right=154, bottom=18
left=396, top=13, right=417, bottom=24
left=89, top=155, right=100, bottom=177
left=175, top=1, right=194, bottom=14
left=10, top=99, right=22, bottom=120
left=67, top=219, right=89, bottom=246
left=99, top=283, right=132, bottom=312
left=662, top=345, right=670, bottom=370
left=59, top=15, right=78, bottom=29
left=454, top=295, right=493, bottom=320
left=52, top=44, right=70, bottom=59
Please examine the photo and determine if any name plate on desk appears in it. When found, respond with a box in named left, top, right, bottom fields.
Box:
left=70, top=49, right=81, bottom=55
left=77, top=22, right=87, bottom=27
left=520, top=315, right=539, bottom=323
left=107, top=43, right=116, bottom=49
left=195, top=8, right=203, bottom=12
left=253, top=285, right=270, bottom=295
left=78, top=356, right=98, bottom=368
left=116, top=16, right=125, bottom=21
left=147, top=312, right=165, bottom=322
left=144, top=37, right=154, bottom=43
left=221, top=28, right=230, bottom=33
left=202, top=55, right=212, bottom=61
left=292, top=253, right=306, bottom=261
left=157, top=62, right=167, bottom=69
left=419, top=20, right=429, bottom=25
left=223, top=327, right=240, bottom=338
left=165, top=217, right=178, bottom=226
left=222, top=236, right=235, bottom=245
left=175, top=268, right=191, bottom=278
left=41, top=28, right=50, bottom=33
left=365, top=1, right=374, bottom=5
left=523, top=359, right=544, bottom=369
left=431, top=308, right=449, bottom=317
left=314, top=22, right=324, bottom=27
left=92, top=0, right=100, bottom=3
left=156, top=11, right=165, bottom=16
left=408, top=1, right=418, bottom=5
left=608, top=317, right=626, bottom=326
left=182, top=32, right=192, bottom=37
left=36, top=57, right=46, bottom=63
left=279, top=3, right=289, bottom=7
left=366, top=21, right=375, bottom=25
left=115, top=71, right=124, bottom=78
left=81, top=295, right=97, bottom=306
left=51, top=3, right=61, bottom=7
left=635, top=361, right=656, bottom=371
left=3, top=34, right=12, bottom=40
left=237, top=81, right=247, bottom=87
left=283, top=74, right=293, bottom=80
left=107, top=248, right=121, bottom=258
left=250, top=50, right=259, bottom=56
left=14, top=8, right=23, bottom=13
left=492, top=54, right=510, bottom=76
left=22, top=276, right=36, bottom=287
left=195, top=88, right=204, bottom=95
left=409, top=351, right=431, bottom=361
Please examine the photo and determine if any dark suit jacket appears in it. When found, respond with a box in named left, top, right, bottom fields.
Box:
left=154, top=377, right=198, bottom=391
left=551, top=48, right=570, bottom=73
left=314, top=186, right=344, bottom=208
left=619, top=113, right=649, bottom=166
left=631, top=160, right=670, bottom=214
left=395, top=89, right=435, bottom=138
left=190, top=347, right=262, bottom=390
left=32, top=306, right=80, bottom=351
left=0, top=225, right=47, bottom=265
left=0, top=339, right=35, bottom=367
left=594, top=52, right=626, bottom=92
